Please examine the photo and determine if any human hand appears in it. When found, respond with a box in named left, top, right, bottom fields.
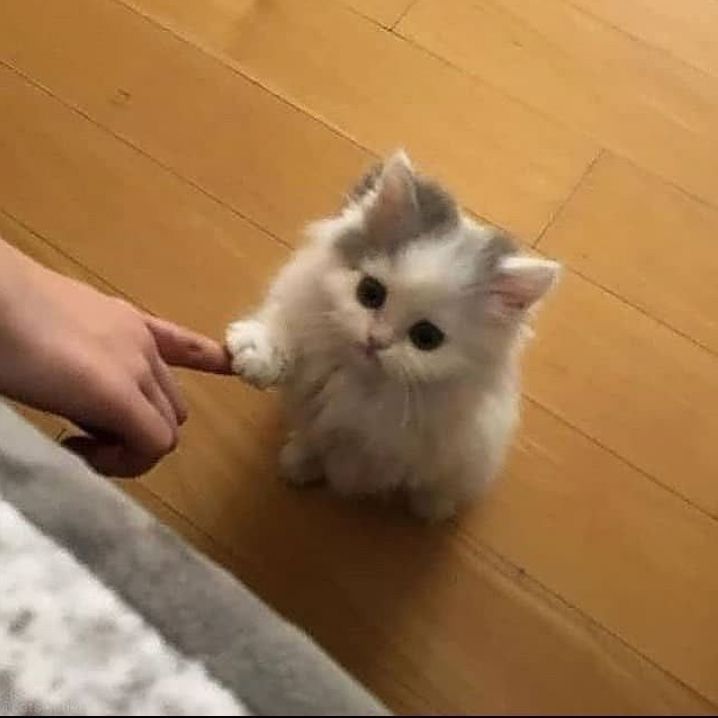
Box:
left=0, top=241, right=230, bottom=477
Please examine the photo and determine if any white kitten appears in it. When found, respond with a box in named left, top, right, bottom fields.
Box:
left=227, top=152, right=559, bottom=520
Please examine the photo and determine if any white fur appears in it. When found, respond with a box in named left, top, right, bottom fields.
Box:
left=227, top=154, right=559, bottom=520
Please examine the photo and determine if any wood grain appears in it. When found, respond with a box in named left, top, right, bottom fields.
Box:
left=342, top=0, right=414, bottom=27
left=526, top=271, right=718, bottom=516
left=0, top=0, right=369, bottom=246
left=398, top=0, right=718, bottom=209
left=538, top=152, right=718, bottom=354
left=468, top=400, right=718, bottom=703
left=0, top=64, right=287, bottom=337
left=113, top=0, right=598, bottom=240
left=570, top=0, right=718, bottom=78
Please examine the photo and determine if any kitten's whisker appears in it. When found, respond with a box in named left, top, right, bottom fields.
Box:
left=396, top=365, right=412, bottom=428
left=402, top=354, right=428, bottom=428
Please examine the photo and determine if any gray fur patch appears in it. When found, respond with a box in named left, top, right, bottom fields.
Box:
left=349, top=162, right=459, bottom=237
left=334, top=227, right=368, bottom=267
left=480, top=229, right=520, bottom=271
left=347, top=163, right=382, bottom=204
left=341, top=162, right=460, bottom=261
left=414, top=178, right=459, bottom=234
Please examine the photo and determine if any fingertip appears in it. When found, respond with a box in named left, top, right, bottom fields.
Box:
left=205, top=343, right=234, bottom=375
left=146, top=314, right=233, bottom=374
left=176, top=336, right=233, bottom=374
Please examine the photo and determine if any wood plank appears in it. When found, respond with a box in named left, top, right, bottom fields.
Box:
left=1, top=210, right=111, bottom=290
left=469, top=399, right=718, bottom=705
left=0, top=64, right=287, bottom=337
left=538, top=152, right=718, bottom=354
left=341, top=0, right=414, bottom=27
left=398, top=0, right=718, bottom=210
left=525, top=270, right=718, bottom=516
left=570, top=0, right=718, bottom=78
left=102, top=0, right=599, bottom=240
left=0, top=0, right=369, bottom=246
left=0, top=63, right=713, bottom=713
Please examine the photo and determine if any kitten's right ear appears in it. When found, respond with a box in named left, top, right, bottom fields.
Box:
left=487, top=255, right=560, bottom=319
left=364, top=151, right=421, bottom=247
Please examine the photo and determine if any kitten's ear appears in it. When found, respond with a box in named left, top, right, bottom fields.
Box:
left=364, top=151, right=420, bottom=246
left=488, top=256, right=560, bottom=317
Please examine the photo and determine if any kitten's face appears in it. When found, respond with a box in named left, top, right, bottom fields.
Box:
left=323, top=239, right=489, bottom=383
left=311, top=151, right=559, bottom=384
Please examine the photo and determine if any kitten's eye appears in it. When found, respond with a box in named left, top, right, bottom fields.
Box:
left=356, top=275, right=387, bottom=310
left=409, top=320, right=444, bottom=351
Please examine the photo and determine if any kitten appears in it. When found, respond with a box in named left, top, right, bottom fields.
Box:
left=226, top=152, right=559, bottom=521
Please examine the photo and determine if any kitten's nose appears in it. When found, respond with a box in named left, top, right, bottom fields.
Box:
left=366, top=331, right=391, bottom=354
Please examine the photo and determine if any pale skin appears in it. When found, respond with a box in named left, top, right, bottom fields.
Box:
left=0, top=238, right=230, bottom=477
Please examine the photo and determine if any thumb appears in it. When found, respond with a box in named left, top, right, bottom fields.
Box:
left=62, top=435, right=157, bottom=478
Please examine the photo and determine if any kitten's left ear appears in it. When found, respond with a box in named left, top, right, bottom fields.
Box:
left=364, top=150, right=421, bottom=246
left=489, top=256, right=560, bottom=316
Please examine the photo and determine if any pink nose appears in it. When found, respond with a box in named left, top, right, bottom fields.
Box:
left=365, top=334, right=390, bottom=355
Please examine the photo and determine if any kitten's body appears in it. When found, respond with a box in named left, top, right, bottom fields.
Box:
left=227, top=153, right=558, bottom=520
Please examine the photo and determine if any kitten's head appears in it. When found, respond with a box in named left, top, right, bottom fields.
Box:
left=310, top=151, right=559, bottom=384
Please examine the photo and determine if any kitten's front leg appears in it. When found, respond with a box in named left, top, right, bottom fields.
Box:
left=279, top=432, right=323, bottom=487
left=225, top=315, right=289, bottom=389
left=408, top=485, right=458, bottom=523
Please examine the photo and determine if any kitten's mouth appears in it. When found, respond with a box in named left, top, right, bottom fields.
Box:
left=353, top=342, right=381, bottom=363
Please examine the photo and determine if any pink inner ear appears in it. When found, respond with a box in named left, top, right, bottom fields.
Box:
left=490, top=274, right=532, bottom=309
left=489, top=260, right=557, bottom=312
left=501, top=295, right=527, bottom=310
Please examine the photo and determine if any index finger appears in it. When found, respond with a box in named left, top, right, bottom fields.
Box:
left=144, top=314, right=232, bottom=374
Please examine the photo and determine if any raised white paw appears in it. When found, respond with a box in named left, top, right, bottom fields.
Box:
left=225, top=320, right=286, bottom=389
left=409, top=488, right=457, bottom=523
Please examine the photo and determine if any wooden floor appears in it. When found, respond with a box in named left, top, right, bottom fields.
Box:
left=2, top=0, right=717, bottom=713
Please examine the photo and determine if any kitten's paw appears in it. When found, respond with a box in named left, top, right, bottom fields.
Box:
left=409, top=488, right=457, bottom=523
left=226, top=320, right=286, bottom=389
left=279, top=436, right=323, bottom=487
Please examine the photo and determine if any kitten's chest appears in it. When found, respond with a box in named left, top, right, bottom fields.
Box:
left=287, top=359, right=420, bottom=441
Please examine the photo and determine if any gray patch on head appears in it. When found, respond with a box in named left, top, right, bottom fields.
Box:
left=333, top=226, right=368, bottom=267
left=348, top=162, right=458, bottom=235
left=341, top=162, right=460, bottom=262
left=414, top=177, right=459, bottom=234
left=346, top=162, right=383, bottom=204
left=458, top=224, right=520, bottom=288
left=480, top=229, right=519, bottom=271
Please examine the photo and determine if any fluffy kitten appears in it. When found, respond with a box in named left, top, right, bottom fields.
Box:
left=226, top=152, right=559, bottom=520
